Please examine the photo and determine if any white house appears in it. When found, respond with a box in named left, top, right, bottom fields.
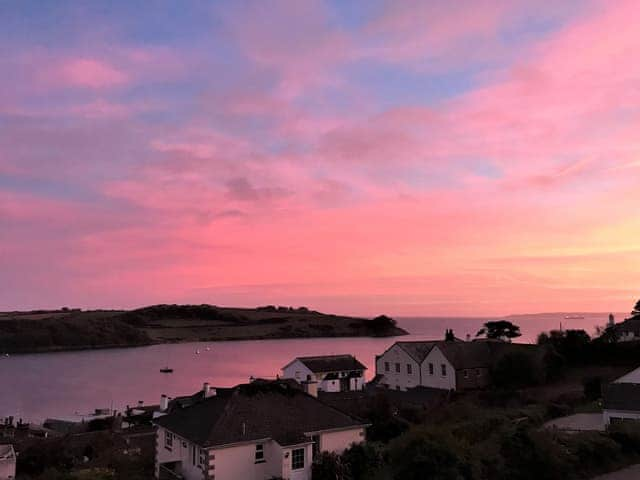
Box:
left=281, top=355, right=366, bottom=392
left=153, top=380, right=368, bottom=480
left=612, top=316, right=640, bottom=342
left=0, top=445, right=15, bottom=480
left=375, top=338, right=540, bottom=392
left=604, top=366, right=640, bottom=425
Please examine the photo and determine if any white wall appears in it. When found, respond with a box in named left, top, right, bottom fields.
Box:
left=281, top=444, right=312, bottom=480
left=615, top=367, right=640, bottom=383
left=319, top=428, right=365, bottom=454
left=375, top=344, right=421, bottom=391
left=350, top=376, right=364, bottom=391
left=320, top=378, right=341, bottom=392
left=282, top=360, right=315, bottom=383
left=604, top=409, right=640, bottom=425
left=155, top=427, right=205, bottom=480
left=0, top=458, right=15, bottom=480
left=209, top=441, right=282, bottom=480
left=420, top=346, right=456, bottom=390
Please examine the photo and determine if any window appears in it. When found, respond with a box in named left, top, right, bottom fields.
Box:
left=395, top=363, right=400, bottom=373
left=463, top=369, right=468, bottom=379
left=407, top=364, right=412, bottom=375
left=192, top=445, right=196, bottom=465
left=199, top=449, right=207, bottom=467
left=441, top=364, right=447, bottom=376
left=165, top=431, right=173, bottom=450
left=429, top=363, right=434, bottom=375
left=255, top=443, right=265, bottom=463
left=291, top=448, right=305, bottom=470
left=311, top=435, right=320, bottom=460
left=384, top=362, right=390, bottom=372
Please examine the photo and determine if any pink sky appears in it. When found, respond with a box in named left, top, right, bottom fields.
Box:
left=1, top=0, right=639, bottom=316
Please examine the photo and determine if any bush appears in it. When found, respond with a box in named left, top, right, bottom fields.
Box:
left=492, top=352, right=537, bottom=389
left=312, top=452, right=351, bottom=480
left=583, top=376, right=603, bottom=401
left=388, top=428, right=471, bottom=480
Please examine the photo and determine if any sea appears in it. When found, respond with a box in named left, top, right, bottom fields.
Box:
left=0, top=312, right=622, bottom=423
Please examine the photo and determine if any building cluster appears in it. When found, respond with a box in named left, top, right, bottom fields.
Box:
left=151, top=334, right=544, bottom=480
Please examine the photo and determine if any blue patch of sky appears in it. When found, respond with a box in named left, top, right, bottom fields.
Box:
left=343, top=62, right=479, bottom=109
left=0, top=175, right=103, bottom=203
left=467, top=161, right=503, bottom=179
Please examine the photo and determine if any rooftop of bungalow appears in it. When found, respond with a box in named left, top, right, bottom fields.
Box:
left=283, top=354, right=367, bottom=373
left=154, top=379, right=368, bottom=448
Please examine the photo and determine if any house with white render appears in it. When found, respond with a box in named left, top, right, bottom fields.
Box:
left=153, top=379, right=368, bottom=480
left=375, top=336, right=542, bottom=392
left=0, top=445, right=16, bottom=480
left=281, top=355, right=367, bottom=392
left=604, top=366, right=640, bottom=425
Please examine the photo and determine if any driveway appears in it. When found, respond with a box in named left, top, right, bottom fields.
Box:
left=593, top=464, right=640, bottom=479
left=543, top=413, right=605, bottom=432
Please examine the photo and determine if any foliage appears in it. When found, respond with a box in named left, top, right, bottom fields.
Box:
left=491, top=352, right=537, bottom=389
left=388, top=428, right=471, bottom=480
left=582, top=376, right=602, bottom=401
left=476, top=321, right=521, bottom=341
left=632, top=299, right=640, bottom=316
left=537, top=330, right=591, bottom=365
left=369, top=315, right=397, bottom=334
left=312, top=452, right=351, bottom=480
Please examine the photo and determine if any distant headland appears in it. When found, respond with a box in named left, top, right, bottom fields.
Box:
left=0, top=304, right=408, bottom=354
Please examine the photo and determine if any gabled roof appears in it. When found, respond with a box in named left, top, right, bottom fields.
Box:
left=293, top=354, right=367, bottom=373
left=605, top=382, right=640, bottom=411
left=154, top=380, right=367, bottom=448
left=614, top=316, right=640, bottom=334
left=390, top=339, right=538, bottom=370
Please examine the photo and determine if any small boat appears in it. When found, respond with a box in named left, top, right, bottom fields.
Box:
left=564, top=315, right=584, bottom=320
left=205, top=346, right=211, bottom=351
left=195, top=349, right=200, bottom=355
left=160, top=367, right=173, bottom=373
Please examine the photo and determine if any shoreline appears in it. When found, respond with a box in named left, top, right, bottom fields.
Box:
left=0, top=328, right=408, bottom=356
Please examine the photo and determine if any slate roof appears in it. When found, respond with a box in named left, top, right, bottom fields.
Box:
left=296, top=355, right=367, bottom=373
left=396, top=340, right=539, bottom=370
left=604, top=382, right=640, bottom=411
left=614, top=316, right=640, bottom=335
left=154, top=380, right=367, bottom=448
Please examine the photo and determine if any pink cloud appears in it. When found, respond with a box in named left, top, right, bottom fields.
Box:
left=57, top=58, right=128, bottom=89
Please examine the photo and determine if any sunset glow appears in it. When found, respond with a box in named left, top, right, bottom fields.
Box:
left=2, top=0, right=640, bottom=315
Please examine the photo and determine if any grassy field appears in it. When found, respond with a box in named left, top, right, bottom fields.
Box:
left=0, top=304, right=407, bottom=353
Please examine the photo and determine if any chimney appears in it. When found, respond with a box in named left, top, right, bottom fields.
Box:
left=160, top=394, right=169, bottom=412
left=203, top=382, right=216, bottom=398
left=302, top=379, right=318, bottom=398
left=466, top=334, right=471, bottom=342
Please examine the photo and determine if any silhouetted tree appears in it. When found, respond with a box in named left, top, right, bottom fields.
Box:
left=477, top=320, right=521, bottom=341
left=632, top=299, right=640, bottom=317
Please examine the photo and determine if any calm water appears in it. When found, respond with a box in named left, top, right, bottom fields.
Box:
left=0, top=313, right=619, bottom=422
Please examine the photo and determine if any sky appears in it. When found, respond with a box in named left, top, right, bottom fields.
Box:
left=1, top=0, right=640, bottom=316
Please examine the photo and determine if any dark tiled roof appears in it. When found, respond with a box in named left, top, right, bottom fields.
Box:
left=605, top=382, right=640, bottom=411
left=614, top=316, right=640, bottom=334
left=297, top=355, right=366, bottom=373
left=396, top=340, right=538, bottom=370
left=154, top=380, right=366, bottom=448
left=396, top=341, right=439, bottom=363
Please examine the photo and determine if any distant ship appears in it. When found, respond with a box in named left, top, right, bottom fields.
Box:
left=564, top=315, right=585, bottom=320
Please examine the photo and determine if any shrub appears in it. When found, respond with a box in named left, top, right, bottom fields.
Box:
left=388, top=428, right=471, bottom=480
